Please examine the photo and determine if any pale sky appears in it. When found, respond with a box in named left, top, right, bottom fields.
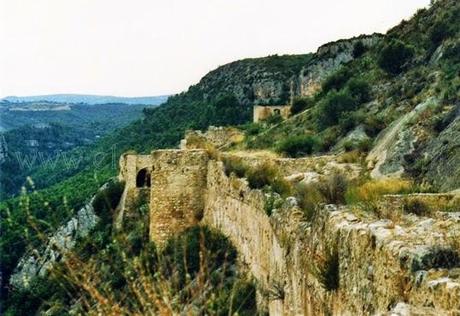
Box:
left=0, top=0, right=430, bottom=98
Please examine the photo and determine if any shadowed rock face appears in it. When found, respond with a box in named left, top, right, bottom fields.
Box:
left=10, top=191, right=101, bottom=289
left=423, top=116, right=460, bottom=191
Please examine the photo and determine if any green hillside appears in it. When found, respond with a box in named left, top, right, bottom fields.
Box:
left=1, top=0, right=459, bottom=313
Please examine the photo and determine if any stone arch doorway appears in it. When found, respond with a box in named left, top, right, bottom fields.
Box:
left=136, top=168, right=151, bottom=188
left=273, top=108, right=281, bottom=115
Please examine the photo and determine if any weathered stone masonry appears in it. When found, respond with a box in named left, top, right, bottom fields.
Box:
left=119, top=148, right=460, bottom=315
left=149, top=149, right=209, bottom=245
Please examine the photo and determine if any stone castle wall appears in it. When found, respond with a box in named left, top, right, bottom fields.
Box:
left=149, top=149, right=209, bottom=245
left=118, top=145, right=460, bottom=315
left=117, top=154, right=154, bottom=227
left=203, top=160, right=460, bottom=315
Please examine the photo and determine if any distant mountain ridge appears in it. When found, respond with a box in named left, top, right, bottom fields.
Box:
left=1, top=94, right=169, bottom=105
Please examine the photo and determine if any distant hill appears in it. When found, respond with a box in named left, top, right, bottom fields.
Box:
left=1, top=94, right=169, bottom=105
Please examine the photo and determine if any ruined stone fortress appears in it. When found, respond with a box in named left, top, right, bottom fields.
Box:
left=118, top=127, right=460, bottom=315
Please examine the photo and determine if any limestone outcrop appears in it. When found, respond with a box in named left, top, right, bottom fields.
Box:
left=10, top=189, right=100, bottom=289
left=297, top=34, right=383, bottom=97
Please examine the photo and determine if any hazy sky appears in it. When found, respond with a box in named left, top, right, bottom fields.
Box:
left=0, top=0, right=430, bottom=98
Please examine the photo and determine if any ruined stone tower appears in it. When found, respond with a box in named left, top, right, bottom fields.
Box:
left=149, top=149, right=209, bottom=244
left=118, top=149, right=209, bottom=246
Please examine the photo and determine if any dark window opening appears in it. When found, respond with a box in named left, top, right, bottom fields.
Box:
left=274, top=109, right=281, bottom=115
left=136, top=168, right=151, bottom=188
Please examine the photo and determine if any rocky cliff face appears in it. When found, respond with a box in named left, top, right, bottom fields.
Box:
left=180, top=34, right=382, bottom=107
left=10, top=198, right=99, bottom=289
left=297, top=34, right=383, bottom=97
left=194, top=54, right=312, bottom=106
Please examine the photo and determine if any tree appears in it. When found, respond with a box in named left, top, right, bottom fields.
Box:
left=291, top=97, right=314, bottom=115
left=322, top=67, right=352, bottom=94
left=378, top=40, right=414, bottom=75
left=352, top=41, right=367, bottom=58
left=316, top=91, right=357, bottom=130
left=346, top=78, right=371, bottom=104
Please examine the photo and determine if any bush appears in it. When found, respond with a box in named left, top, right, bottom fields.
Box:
left=345, top=178, right=414, bottom=206
left=378, top=40, right=414, bottom=75
left=276, top=135, right=319, bottom=158
left=222, top=156, right=247, bottom=178
left=92, top=179, right=125, bottom=223
left=363, top=115, right=386, bottom=137
left=295, top=183, right=325, bottom=221
left=246, top=162, right=292, bottom=197
left=403, top=198, right=430, bottom=216
left=317, top=173, right=348, bottom=205
left=243, top=123, right=264, bottom=136
left=337, top=150, right=361, bottom=164
left=291, top=97, right=314, bottom=115
left=352, top=41, right=367, bottom=58
left=264, top=113, right=283, bottom=125
left=295, top=173, right=348, bottom=220
left=316, top=91, right=357, bottom=130
left=346, top=78, right=371, bottom=104
left=342, top=138, right=372, bottom=153
left=429, top=21, right=453, bottom=46
left=412, top=246, right=460, bottom=272
left=322, top=67, right=352, bottom=94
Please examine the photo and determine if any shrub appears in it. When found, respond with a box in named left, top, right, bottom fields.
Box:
left=346, top=78, right=371, bottom=104
left=264, top=192, right=284, bottom=216
left=352, top=41, right=367, bottom=58
left=322, top=67, right=352, bottom=94
left=264, top=113, right=283, bottom=125
left=444, top=196, right=460, bottom=212
left=356, top=138, right=373, bottom=153
left=92, top=180, right=125, bottom=223
left=403, top=198, right=430, bottom=216
left=338, top=112, right=360, bottom=134
left=429, top=21, right=453, bottom=46
left=345, top=178, right=414, bottom=206
left=222, top=156, right=247, bottom=178
left=246, top=162, right=292, bottom=197
left=243, top=123, right=264, bottom=136
left=316, top=91, right=357, bottom=130
left=363, top=115, right=386, bottom=137
left=317, top=173, right=348, bottom=205
left=412, top=246, right=460, bottom=272
left=295, top=183, right=325, bottom=221
left=337, top=150, right=361, bottom=164
left=378, top=40, right=414, bottom=75
left=228, top=279, right=257, bottom=315
left=295, top=173, right=348, bottom=220
left=276, top=135, right=319, bottom=158
left=318, top=127, right=340, bottom=152
left=291, top=97, right=314, bottom=115
left=342, top=138, right=372, bottom=153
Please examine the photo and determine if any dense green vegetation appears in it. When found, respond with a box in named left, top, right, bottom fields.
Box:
left=248, top=0, right=460, bottom=162
left=0, top=101, right=155, bottom=132
left=0, top=52, right=311, bottom=310
left=1, top=0, right=459, bottom=313
left=276, top=134, right=319, bottom=157
left=0, top=101, right=161, bottom=198
left=3, top=182, right=256, bottom=315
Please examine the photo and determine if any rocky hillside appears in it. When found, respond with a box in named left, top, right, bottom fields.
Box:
left=246, top=0, right=459, bottom=191
left=1, top=0, right=459, bottom=314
